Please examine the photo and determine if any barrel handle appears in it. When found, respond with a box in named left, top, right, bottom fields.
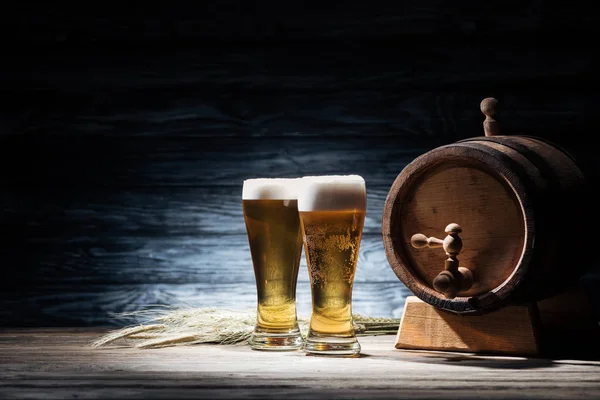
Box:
left=481, top=97, right=500, bottom=137
left=410, top=223, right=473, bottom=299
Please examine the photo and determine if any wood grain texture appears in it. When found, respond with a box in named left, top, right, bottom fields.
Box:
left=4, top=2, right=598, bottom=44
left=0, top=136, right=429, bottom=188
left=383, top=137, right=597, bottom=314
left=2, top=52, right=594, bottom=143
left=396, top=296, right=539, bottom=356
left=0, top=233, right=395, bottom=286
left=0, top=136, right=423, bottom=326
left=2, top=126, right=597, bottom=326
left=401, top=165, right=524, bottom=297
left=1, top=186, right=393, bottom=238
left=0, top=280, right=408, bottom=327
left=1, top=185, right=407, bottom=325
left=1, top=4, right=598, bottom=328
left=2, top=328, right=600, bottom=399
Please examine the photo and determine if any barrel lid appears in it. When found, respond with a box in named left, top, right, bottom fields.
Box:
left=384, top=148, right=527, bottom=297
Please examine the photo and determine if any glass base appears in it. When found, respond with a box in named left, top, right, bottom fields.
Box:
left=249, top=330, right=304, bottom=351
left=303, top=333, right=361, bottom=357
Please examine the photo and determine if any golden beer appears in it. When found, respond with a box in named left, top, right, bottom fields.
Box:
left=298, top=175, right=366, bottom=356
left=242, top=179, right=304, bottom=350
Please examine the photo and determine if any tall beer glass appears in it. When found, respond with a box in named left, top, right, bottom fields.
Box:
left=298, top=175, right=366, bottom=356
left=242, top=178, right=304, bottom=350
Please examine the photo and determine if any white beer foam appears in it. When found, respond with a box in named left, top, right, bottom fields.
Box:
left=242, top=178, right=301, bottom=200
left=298, top=175, right=366, bottom=212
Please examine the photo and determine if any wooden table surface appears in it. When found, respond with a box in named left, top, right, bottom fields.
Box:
left=2, top=328, right=600, bottom=399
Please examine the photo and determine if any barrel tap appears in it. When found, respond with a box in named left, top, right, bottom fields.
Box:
left=410, top=223, right=473, bottom=299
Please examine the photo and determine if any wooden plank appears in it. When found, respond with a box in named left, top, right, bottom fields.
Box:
left=5, top=43, right=594, bottom=93
left=3, top=45, right=594, bottom=140
left=2, top=87, right=593, bottom=140
left=0, top=90, right=490, bottom=138
left=4, top=3, right=599, bottom=44
left=2, top=227, right=598, bottom=326
left=1, top=186, right=391, bottom=235
left=3, top=31, right=595, bottom=142
left=3, top=136, right=594, bottom=190
left=1, top=329, right=600, bottom=399
left=3, top=190, right=600, bottom=327
left=0, top=136, right=429, bottom=188
left=0, top=232, right=395, bottom=285
left=0, top=281, right=408, bottom=326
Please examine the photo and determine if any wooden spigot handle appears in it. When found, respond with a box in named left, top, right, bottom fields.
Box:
left=410, top=234, right=443, bottom=249
left=410, top=223, right=473, bottom=299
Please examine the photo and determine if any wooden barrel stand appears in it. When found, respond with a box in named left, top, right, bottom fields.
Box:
left=395, top=285, right=600, bottom=359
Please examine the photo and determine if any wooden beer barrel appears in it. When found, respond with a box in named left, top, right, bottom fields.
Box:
left=382, top=98, right=595, bottom=315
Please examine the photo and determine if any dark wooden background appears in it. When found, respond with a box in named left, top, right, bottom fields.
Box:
left=1, top=2, right=598, bottom=327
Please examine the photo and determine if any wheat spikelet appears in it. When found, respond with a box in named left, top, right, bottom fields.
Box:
left=135, top=334, right=200, bottom=348
left=91, top=306, right=400, bottom=349
left=91, top=324, right=167, bottom=347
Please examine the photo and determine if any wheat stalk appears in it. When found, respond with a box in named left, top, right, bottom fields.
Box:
left=91, top=306, right=400, bottom=349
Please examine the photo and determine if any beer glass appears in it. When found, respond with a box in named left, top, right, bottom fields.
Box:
left=298, top=175, right=366, bottom=356
left=242, top=178, right=304, bottom=350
